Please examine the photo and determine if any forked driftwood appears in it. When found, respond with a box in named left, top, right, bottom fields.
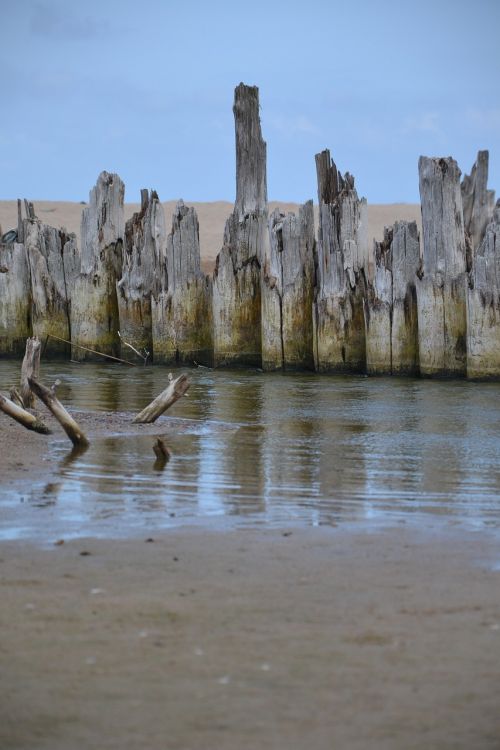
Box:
left=29, top=377, right=89, bottom=447
left=0, top=393, right=51, bottom=434
left=133, top=374, right=190, bottom=424
left=20, top=336, right=41, bottom=408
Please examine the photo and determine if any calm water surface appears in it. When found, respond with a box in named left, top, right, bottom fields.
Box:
left=1, top=361, right=500, bottom=540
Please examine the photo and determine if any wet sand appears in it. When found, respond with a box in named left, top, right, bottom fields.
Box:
left=1, top=419, right=500, bottom=749
left=1, top=526, right=499, bottom=750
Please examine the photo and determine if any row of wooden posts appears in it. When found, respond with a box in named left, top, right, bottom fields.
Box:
left=1, top=83, right=499, bottom=378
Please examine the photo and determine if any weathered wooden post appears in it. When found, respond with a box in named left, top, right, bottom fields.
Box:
left=417, top=157, right=467, bottom=377
left=152, top=201, right=213, bottom=365
left=364, top=221, right=420, bottom=375
left=0, top=236, right=32, bottom=355
left=71, top=171, right=125, bottom=360
left=262, top=202, right=316, bottom=370
left=313, top=150, right=368, bottom=372
left=20, top=202, right=79, bottom=357
left=117, top=189, right=165, bottom=359
left=461, top=150, right=495, bottom=258
left=467, top=202, right=500, bottom=378
left=212, top=83, right=267, bottom=367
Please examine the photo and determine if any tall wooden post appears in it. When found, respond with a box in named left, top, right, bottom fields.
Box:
left=212, top=83, right=267, bottom=367
left=417, top=157, right=467, bottom=377
left=71, top=172, right=125, bottom=360
left=313, top=150, right=368, bottom=373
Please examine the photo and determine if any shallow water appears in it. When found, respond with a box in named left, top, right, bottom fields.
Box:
left=1, top=361, right=500, bottom=540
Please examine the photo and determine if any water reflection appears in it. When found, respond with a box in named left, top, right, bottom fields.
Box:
left=1, top=360, right=500, bottom=540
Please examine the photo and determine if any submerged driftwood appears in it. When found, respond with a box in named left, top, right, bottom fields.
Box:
left=417, top=157, right=467, bottom=377
left=467, top=203, right=500, bottom=378
left=212, top=83, right=267, bottom=367
left=152, top=201, right=213, bottom=365
left=262, top=202, right=316, bottom=370
left=118, top=189, right=165, bottom=358
left=133, top=373, right=190, bottom=424
left=71, top=172, right=125, bottom=360
left=313, top=150, right=368, bottom=372
left=364, top=221, right=420, bottom=375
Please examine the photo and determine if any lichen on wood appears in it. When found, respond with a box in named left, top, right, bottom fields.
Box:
left=152, top=201, right=212, bottom=365
left=466, top=202, right=500, bottom=379
left=0, top=240, right=31, bottom=356
left=262, top=201, right=316, bottom=370
left=118, top=189, right=165, bottom=359
left=417, top=156, right=467, bottom=377
left=70, top=172, right=125, bottom=360
left=212, top=83, right=267, bottom=367
left=313, top=150, right=368, bottom=373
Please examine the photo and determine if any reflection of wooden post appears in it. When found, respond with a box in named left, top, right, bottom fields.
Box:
left=417, top=157, right=467, bottom=377
left=313, top=150, right=368, bottom=373
left=262, top=202, right=316, bottom=370
left=20, top=337, right=41, bottom=408
left=0, top=394, right=51, bottom=434
left=467, top=204, right=500, bottom=378
left=212, top=84, right=267, bottom=367
left=152, top=201, right=213, bottom=365
left=29, top=377, right=89, bottom=447
left=71, top=172, right=124, bottom=360
left=133, top=374, right=190, bottom=424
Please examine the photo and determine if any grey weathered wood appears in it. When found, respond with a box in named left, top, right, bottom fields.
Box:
left=461, top=150, right=495, bottom=258
left=262, top=202, right=316, bottom=370
left=467, top=202, right=500, bottom=378
left=117, top=189, right=165, bottom=358
left=132, top=373, right=190, bottom=424
left=21, top=203, right=79, bottom=357
left=29, top=377, right=89, bottom=446
left=364, top=222, right=420, bottom=375
left=71, top=172, right=124, bottom=360
left=0, top=393, right=51, bottom=434
left=0, top=241, right=31, bottom=355
left=417, top=156, right=467, bottom=376
left=212, top=83, right=267, bottom=367
left=152, top=201, right=213, bottom=365
left=20, top=336, right=41, bottom=408
left=313, top=150, right=368, bottom=372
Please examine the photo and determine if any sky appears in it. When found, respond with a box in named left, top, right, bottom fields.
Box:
left=0, top=0, right=499, bottom=205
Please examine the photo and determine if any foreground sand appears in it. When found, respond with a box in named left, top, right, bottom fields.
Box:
left=1, top=419, right=500, bottom=749
left=0, top=200, right=421, bottom=274
left=1, top=526, right=499, bottom=750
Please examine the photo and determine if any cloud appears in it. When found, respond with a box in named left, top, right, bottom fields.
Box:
left=267, top=113, right=320, bottom=138
left=402, top=112, right=442, bottom=135
left=465, top=107, right=500, bottom=131
left=29, top=2, right=109, bottom=40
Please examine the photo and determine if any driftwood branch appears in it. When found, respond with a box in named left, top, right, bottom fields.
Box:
left=28, top=377, right=89, bottom=447
left=20, top=336, right=41, bottom=408
left=45, top=334, right=136, bottom=366
left=118, top=331, right=150, bottom=365
left=0, top=394, right=51, bottom=434
left=133, top=374, right=190, bottom=424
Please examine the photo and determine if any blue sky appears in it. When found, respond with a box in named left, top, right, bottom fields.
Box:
left=1, top=0, right=499, bottom=204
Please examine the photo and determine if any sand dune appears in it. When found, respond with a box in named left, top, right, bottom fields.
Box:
left=0, top=199, right=421, bottom=274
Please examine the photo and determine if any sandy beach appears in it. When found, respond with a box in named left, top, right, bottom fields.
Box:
left=0, top=408, right=500, bottom=749
left=0, top=200, right=421, bottom=274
